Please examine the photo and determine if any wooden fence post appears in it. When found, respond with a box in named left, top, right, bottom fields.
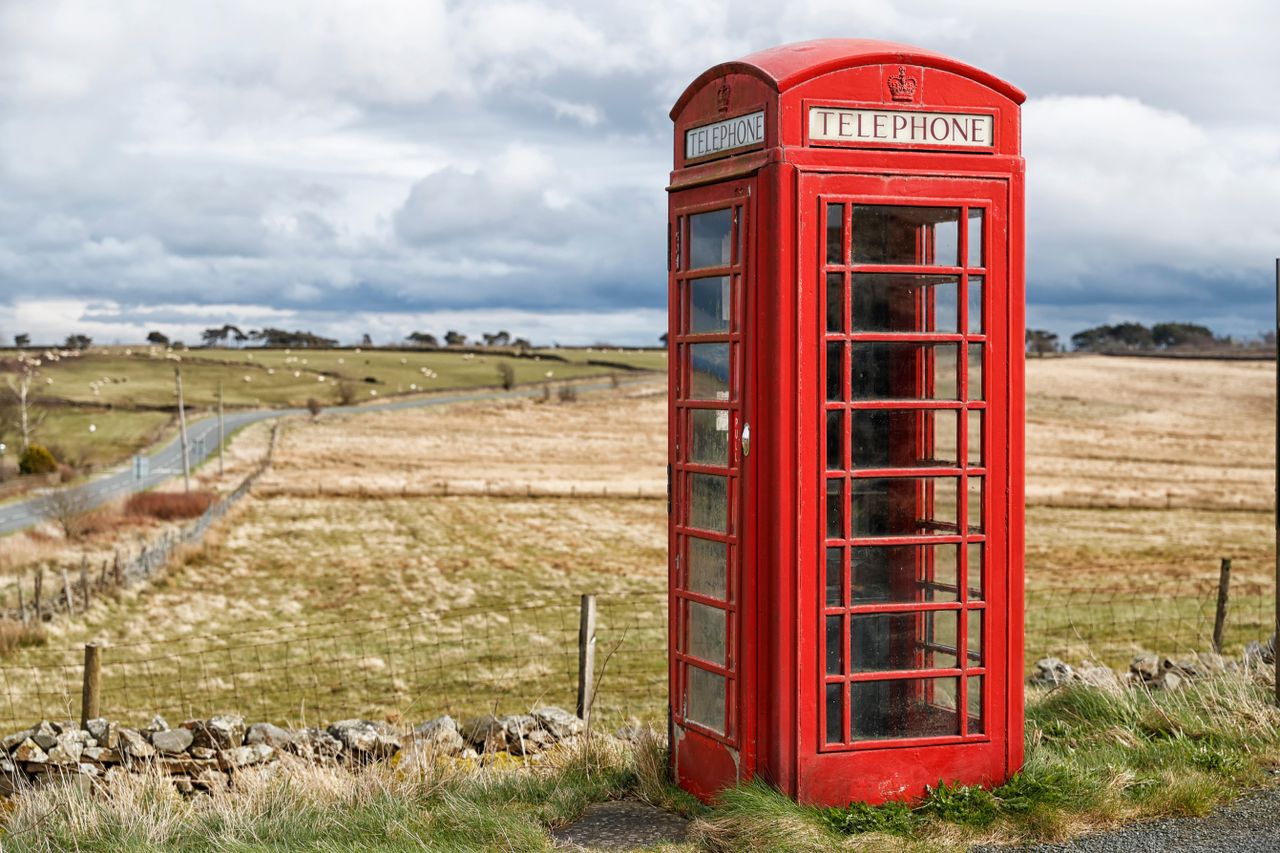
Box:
left=33, top=569, right=42, bottom=622
left=61, top=567, right=76, bottom=617
left=80, top=643, right=101, bottom=730
left=576, top=594, right=597, bottom=723
left=113, top=552, right=122, bottom=588
left=1212, top=558, right=1232, bottom=654
left=17, top=582, right=26, bottom=625
left=80, top=556, right=90, bottom=608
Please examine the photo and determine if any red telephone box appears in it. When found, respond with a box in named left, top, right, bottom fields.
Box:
left=666, top=39, right=1025, bottom=806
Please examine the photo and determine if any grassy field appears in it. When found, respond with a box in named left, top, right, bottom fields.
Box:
left=0, top=345, right=664, bottom=473
left=0, top=355, right=1274, bottom=727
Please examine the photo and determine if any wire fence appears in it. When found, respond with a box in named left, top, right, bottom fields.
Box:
left=0, top=591, right=668, bottom=732
left=0, top=563, right=1272, bottom=734
left=1025, top=572, right=1274, bottom=669
left=1, top=426, right=278, bottom=626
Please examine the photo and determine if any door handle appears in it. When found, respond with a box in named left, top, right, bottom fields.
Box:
left=741, top=422, right=751, bottom=457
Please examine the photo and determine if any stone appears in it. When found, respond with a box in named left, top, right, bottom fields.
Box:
left=151, top=728, right=194, bottom=755
left=1129, top=655, right=1162, bottom=685
left=158, top=757, right=215, bottom=775
left=191, top=747, right=216, bottom=760
left=173, top=777, right=194, bottom=795
left=2, top=728, right=35, bottom=752
left=118, top=728, right=156, bottom=759
left=327, top=720, right=400, bottom=761
left=413, top=716, right=464, bottom=755
left=147, top=715, right=170, bottom=733
left=290, top=728, right=343, bottom=761
left=245, top=722, right=293, bottom=748
left=1245, top=634, right=1276, bottom=666
left=1077, top=664, right=1124, bottom=694
left=533, top=707, right=585, bottom=740
left=1030, top=657, right=1075, bottom=687
left=1162, top=670, right=1186, bottom=690
left=82, top=746, right=120, bottom=764
left=220, top=743, right=274, bottom=769
left=30, top=721, right=59, bottom=751
left=86, top=718, right=117, bottom=749
left=193, top=767, right=228, bottom=793
left=46, top=733, right=84, bottom=765
left=460, top=715, right=506, bottom=752
left=31, top=771, right=92, bottom=795
left=76, top=763, right=101, bottom=778
left=184, top=715, right=245, bottom=751
left=13, top=738, right=47, bottom=764
left=0, top=766, right=21, bottom=796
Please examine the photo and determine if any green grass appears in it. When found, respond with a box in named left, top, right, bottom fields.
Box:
left=7, top=676, right=1276, bottom=851
left=0, top=346, right=666, bottom=471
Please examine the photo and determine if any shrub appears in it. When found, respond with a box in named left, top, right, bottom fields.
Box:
left=306, top=398, right=323, bottom=417
left=125, top=490, right=216, bottom=521
left=336, top=381, right=358, bottom=405
left=496, top=362, right=516, bottom=390
left=18, top=444, right=57, bottom=475
left=557, top=384, right=578, bottom=403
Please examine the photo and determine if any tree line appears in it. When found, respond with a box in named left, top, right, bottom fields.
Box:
left=1026, top=322, right=1272, bottom=356
left=9, top=328, right=536, bottom=351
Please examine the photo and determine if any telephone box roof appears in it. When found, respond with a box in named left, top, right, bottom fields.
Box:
left=671, top=38, right=1026, bottom=118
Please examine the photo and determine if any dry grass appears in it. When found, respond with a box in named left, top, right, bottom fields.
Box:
left=125, top=490, right=216, bottom=521
left=0, top=619, right=46, bottom=653
left=256, top=383, right=665, bottom=498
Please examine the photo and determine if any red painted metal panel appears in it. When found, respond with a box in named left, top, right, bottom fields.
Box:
left=669, top=39, right=1024, bottom=808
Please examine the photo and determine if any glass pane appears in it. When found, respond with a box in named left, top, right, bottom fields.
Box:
left=826, top=682, right=843, bottom=744
left=852, top=274, right=959, bottom=334
left=826, top=615, right=843, bottom=675
left=967, top=477, right=983, bottom=533
left=967, top=209, right=984, bottom=268
left=827, top=342, right=844, bottom=401
left=685, top=666, right=725, bottom=733
left=689, top=343, right=729, bottom=400
left=852, top=409, right=959, bottom=469
left=690, top=408, right=730, bottom=466
left=851, top=342, right=959, bottom=400
left=968, top=276, right=984, bottom=334
left=689, top=209, right=732, bottom=270
left=689, top=473, right=727, bottom=533
left=851, top=476, right=959, bottom=537
left=852, top=206, right=960, bottom=266
left=968, top=609, right=984, bottom=664
left=826, top=272, right=844, bottom=332
left=967, top=543, right=983, bottom=600
left=966, top=409, right=982, bottom=467
left=689, top=276, right=730, bottom=334
left=826, top=203, right=843, bottom=265
left=851, top=544, right=958, bottom=604
left=967, top=675, right=983, bottom=734
left=851, top=610, right=958, bottom=672
left=687, top=601, right=726, bottom=665
left=826, top=409, right=843, bottom=470
left=826, top=547, right=843, bottom=606
left=850, top=677, right=960, bottom=740
left=967, top=344, right=983, bottom=401
left=826, top=479, right=844, bottom=539
left=687, top=536, right=727, bottom=600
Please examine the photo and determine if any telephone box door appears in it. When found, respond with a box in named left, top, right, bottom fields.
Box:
left=800, top=171, right=1013, bottom=801
left=668, top=178, right=755, bottom=798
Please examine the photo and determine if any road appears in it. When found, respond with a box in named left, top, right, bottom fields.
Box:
left=0, top=378, right=641, bottom=536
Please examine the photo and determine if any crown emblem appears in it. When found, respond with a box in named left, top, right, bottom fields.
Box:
left=715, top=82, right=731, bottom=113
left=887, top=66, right=918, bottom=102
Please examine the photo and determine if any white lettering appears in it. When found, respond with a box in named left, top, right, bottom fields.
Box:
left=807, top=107, right=993, bottom=149
left=685, top=110, right=766, bottom=159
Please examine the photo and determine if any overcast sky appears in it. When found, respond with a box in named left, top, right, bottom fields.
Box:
left=0, top=0, right=1277, bottom=347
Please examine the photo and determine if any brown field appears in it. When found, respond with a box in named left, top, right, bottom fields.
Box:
left=0, top=355, right=1274, bottom=728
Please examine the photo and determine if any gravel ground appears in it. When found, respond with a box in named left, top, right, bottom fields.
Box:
left=973, top=786, right=1280, bottom=852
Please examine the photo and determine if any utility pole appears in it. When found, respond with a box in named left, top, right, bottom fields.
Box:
left=174, top=366, right=190, bottom=493
left=217, top=380, right=225, bottom=478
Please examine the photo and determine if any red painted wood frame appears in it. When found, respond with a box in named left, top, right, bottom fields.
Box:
left=667, top=178, right=758, bottom=799
left=667, top=39, right=1025, bottom=808
left=795, top=174, right=1012, bottom=802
